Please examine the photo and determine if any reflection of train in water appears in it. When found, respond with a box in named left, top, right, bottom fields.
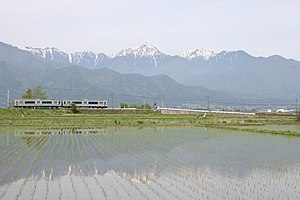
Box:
left=14, top=99, right=108, bottom=109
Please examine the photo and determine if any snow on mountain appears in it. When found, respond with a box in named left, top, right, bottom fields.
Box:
left=113, top=43, right=166, bottom=67
left=18, top=46, right=109, bottom=69
left=68, top=51, right=108, bottom=68
left=115, top=43, right=164, bottom=58
left=180, top=48, right=217, bottom=61
left=16, top=43, right=251, bottom=69
left=18, top=46, right=69, bottom=61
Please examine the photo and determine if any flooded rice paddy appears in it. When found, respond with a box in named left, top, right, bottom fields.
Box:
left=0, top=127, right=299, bottom=199
left=251, top=125, right=300, bottom=134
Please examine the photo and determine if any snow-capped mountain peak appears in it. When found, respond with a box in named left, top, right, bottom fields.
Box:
left=180, top=48, right=217, bottom=61
left=17, top=46, right=66, bottom=60
left=115, top=43, right=164, bottom=58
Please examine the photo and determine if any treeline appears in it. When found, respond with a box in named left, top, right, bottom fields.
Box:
left=120, top=102, right=153, bottom=109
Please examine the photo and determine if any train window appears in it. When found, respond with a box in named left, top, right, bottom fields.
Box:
left=73, top=101, right=82, bottom=104
left=42, top=101, right=52, bottom=104
left=88, top=102, right=98, bottom=104
left=25, top=101, right=35, bottom=104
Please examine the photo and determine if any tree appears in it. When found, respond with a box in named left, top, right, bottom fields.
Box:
left=21, top=86, right=48, bottom=99
left=129, top=104, right=138, bottom=108
left=120, top=102, right=128, bottom=108
left=71, top=103, right=80, bottom=113
left=138, top=103, right=152, bottom=109
left=22, top=89, right=33, bottom=99
left=32, top=86, right=48, bottom=99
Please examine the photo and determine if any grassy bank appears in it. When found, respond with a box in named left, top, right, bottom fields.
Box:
left=0, top=108, right=299, bottom=136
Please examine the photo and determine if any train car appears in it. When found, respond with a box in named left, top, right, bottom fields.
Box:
left=62, top=99, right=108, bottom=108
left=14, top=99, right=62, bottom=108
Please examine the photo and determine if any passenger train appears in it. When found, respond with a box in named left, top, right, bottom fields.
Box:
left=14, top=99, right=108, bottom=109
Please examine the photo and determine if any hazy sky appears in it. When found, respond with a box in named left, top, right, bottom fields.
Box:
left=1, top=0, right=300, bottom=59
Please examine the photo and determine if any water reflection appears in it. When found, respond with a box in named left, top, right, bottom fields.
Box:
left=0, top=127, right=299, bottom=199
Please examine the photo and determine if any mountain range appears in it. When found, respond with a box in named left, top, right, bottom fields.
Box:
left=0, top=42, right=230, bottom=108
left=0, top=41, right=299, bottom=107
left=17, top=42, right=300, bottom=100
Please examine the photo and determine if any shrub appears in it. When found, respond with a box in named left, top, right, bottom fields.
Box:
left=120, top=102, right=128, bottom=108
left=71, top=103, right=80, bottom=113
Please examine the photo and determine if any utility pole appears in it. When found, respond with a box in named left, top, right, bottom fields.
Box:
left=207, top=96, right=210, bottom=111
left=7, top=89, right=10, bottom=108
left=83, top=88, right=87, bottom=99
left=111, top=93, right=114, bottom=109
left=161, top=98, right=164, bottom=108
left=296, top=98, right=298, bottom=113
